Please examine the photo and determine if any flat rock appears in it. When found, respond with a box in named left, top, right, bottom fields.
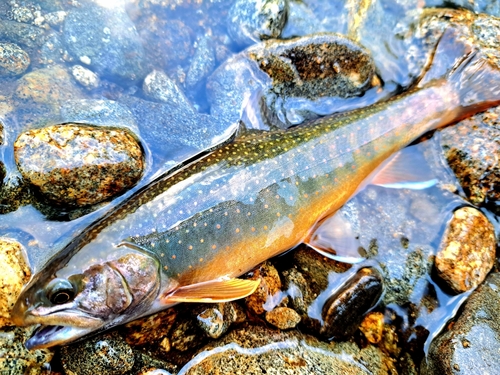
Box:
left=0, top=238, right=30, bottom=327
left=435, top=206, right=496, bottom=293
left=14, top=124, right=144, bottom=207
left=423, top=272, right=500, bottom=374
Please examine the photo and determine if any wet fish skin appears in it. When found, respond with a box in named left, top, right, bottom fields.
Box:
left=13, top=29, right=500, bottom=349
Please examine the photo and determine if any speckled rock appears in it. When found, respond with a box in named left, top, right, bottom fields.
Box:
left=423, top=272, right=500, bottom=374
left=227, top=0, right=288, bottom=47
left=245, top=261, right=282, bottom=315
left=71, top=64, right=100, bottom=90
left=143, top=70, right=193, bottom=108
left=44, top=11, right=67, bottom=27
left=14, top=124, right=144, bottom=206
left=182, top=325, right=397, bottom=374
left=265, top=306, right=301, bottom=330
left=60, top=331, right=134, bottom=375
left=0, top=238, right=30, bottom=327
left=63, top=4, right=146, bottom=82
left=186, top=35, right=216, bottom=88
left=0, top=20, right=46, bottom=48
left=15, top=65, right=83, bottom=105
left=0, top=326, right=53, bottom=375
left=196, top=302, right=246, bottom=339
left=440, top=106, right=500, bottom=209
left=0, top=42, right=30, bottom=76
left=435, top=207, right=496, bottom=294
left=359, top=312, right=385, bottom=344
left=123, top=308, right=178, bottom=348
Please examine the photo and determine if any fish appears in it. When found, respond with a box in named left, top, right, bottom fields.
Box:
left=12, top=27, right=500, bottom=349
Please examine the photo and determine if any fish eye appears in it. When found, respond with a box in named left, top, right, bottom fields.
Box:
left=47, top=279, right=75, bottom=305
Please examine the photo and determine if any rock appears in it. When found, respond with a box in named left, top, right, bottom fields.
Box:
left=186, top=35, right=216, bottom=88
left=44, top=11, right=67, bottom=27
left=227, top=0, right=288, bottom=47
left=143, top=70, right=193, bottom=108
left=182, top=325, right=397, bottom=374
left=15, top=65, right=83, bottom=105
left=245, top=261, right=282, bottom=315
left=0, top=42, right=30, bottom=76
left=0, top=238, right=30, bottom=327
left=9, top=5, right=38, bottom=24
left=423, top=272, right=500, bottom=374
left=320, top=267, right=383, bottom=339
left=63, top=4, right=145, bottom=82
left=0, top=173, right=31, bottom=215
left=71, top=64, right=100, bottom=90
left=265, top=306, right=301, bottom=330
left=60, top=331, right=134, bottom=375
left=0, top=20, right=46, bottom=48
left=440, top=105, right=500, bottom=210
left=196, top=302, right=246, bottom=339
left=435, top=207, right=496, bottom=294
left=0, top=326, right=53, bottom=375
left=14, top=124, right=144, bottom=207
left=359, top=311, right=385, bottom=344
left=123, top=308, right=177, bottom=348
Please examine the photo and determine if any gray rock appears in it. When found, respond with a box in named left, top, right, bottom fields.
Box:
left=71, top=64, right=100, bottom=90
left=186, top=35, right=216, bottom=88
left=63, top=3, right=146, bottom=82
left=0, top=20, right=46, bottom=48
left=0, top=42, right=30, bottom=76
left=423, top=272, right=500, bottom=374
left=60, top=331, right=134, bottom=375
left=143, top=70, right=193, bottom=109
left=227, top=0, right=288, bottom=47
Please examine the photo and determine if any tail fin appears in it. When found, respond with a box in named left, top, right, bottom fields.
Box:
left=419, top=25, right=500, bottom=113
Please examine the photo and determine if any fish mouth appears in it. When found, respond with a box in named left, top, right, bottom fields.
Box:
left=26, top=324, right=95, bottom=350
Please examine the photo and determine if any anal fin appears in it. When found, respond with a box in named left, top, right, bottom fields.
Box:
left=162, top=278, right=260, bottom=304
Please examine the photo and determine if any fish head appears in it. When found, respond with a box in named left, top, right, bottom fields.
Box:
left=12, top=251, right=161, bottom=349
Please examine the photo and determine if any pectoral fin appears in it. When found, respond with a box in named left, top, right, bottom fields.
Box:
left=162, top=278, right=260, bottom=304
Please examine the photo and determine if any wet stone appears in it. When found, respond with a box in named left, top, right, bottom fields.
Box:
left=71, top=64, right=100, bottom=90
left=227, top=0, right=288, bottom=47
left=14, top=124, right=144, bottom=207
left=440, top=105, right=500, bottom=210
left=245, top=261, right=282, bottom=316
left=60, top=331, right=134, bottom=375
left=123, top=308, right=177, bottom=348
left=186, top=35, right=216, bottom=89
left=423, top=272, right=500, bottom=375
left=359, top=311, right=385, bottom=345
left=143, top=70, right=193, bottom=108
left=0, top=20, right=46, bottom=48
left=0, top=42, right=30, bottom=77
left=44, top=11, right=67, bottom=27
left=265, top=306, right=301, bottom=330
left=196, top=302, right=246, bottom=339
left=15, top=65, right=83, bottom=106
left=321, top=267, right=383, bottom=339
left=0, top=238, right=30, bottom=327
left=63, top=3, right=146, bottom=82
left=435, top=206, right=496, bottom=294
left=0, top=326, right=53, bottom=375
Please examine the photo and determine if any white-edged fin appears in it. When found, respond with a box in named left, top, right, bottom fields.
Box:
left=162, top=278, right=260, bottom=304
left=369, top=145, right=437, bottom=190
left=306, top=213, right=365, bottom=264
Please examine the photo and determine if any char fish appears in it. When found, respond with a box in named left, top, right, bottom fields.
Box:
left=13, top=28, right=500, bottom=349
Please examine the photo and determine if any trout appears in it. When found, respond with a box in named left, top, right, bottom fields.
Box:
left=13, top=28, right=500, bottom=349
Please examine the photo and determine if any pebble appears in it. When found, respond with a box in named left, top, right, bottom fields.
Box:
left=14, top=65, right=83, bottom=105
left=14, top=124, right=144, bottom=206
left=44, top=11, right=67, bottom=27
left=63, top=4, right=146, bottom=82
left=60, top=331, right=134, bottom=375
left=143, top=70, right=192, bottom=107
left=0, top=19, right=46, bottom=48
left=0, top=326, right=53, bottom=375
left=123, top=308, right=177, bottom=347
left=435, top=206, right=496, bottom=294
left=423, top=272, right=500, bottom=374
left=186, top=35, right=216, bottom=88
left=227, top=0, right=288, bottom=47
left=196, top=302, right=246, bottom=339
left=359, top=311, right=385, bottom=344
left=265, top=306, right=301, bottom=330
left=0, top=238, right=30, bottom=327
left=320, top=267, right=383, bottom=339
left=245, top=261, right=282, bottom=316
left=0, top=42, right=30, bottom=76
left=71, top=64, right=100, bottom=90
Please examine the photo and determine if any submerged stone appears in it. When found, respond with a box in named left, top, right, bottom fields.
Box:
left=196, top=302, right=246, bottom=339
left=14, top=124, right=144, bottom=207
left=0, top=42, right=30, bottom=77
left=265, top=306, right=301, bottom=330
left=435, top=207, right=496, bottom=294
left=0, top=238, right=30, bottom=327
left=245, top=261, right=282, bottom=316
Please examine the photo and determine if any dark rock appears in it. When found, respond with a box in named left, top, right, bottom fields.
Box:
left=14, top=124, right=144, bottom=207
left=435, top=206, right=496, bottom=293
left=0, top=20, right=46, bottom=48
left=123, top=308, right=177, bottom=348
left=423, top=272, right=500, bottom=374
left=0, top=326, right=53, bottom=375
left=63, top=4, right=146, bottom=82
left=320, top=267, right=383, bottom=339
left=0, top=42, right=30, bottom=76
left=245, top=261, right=282, bottom=315
left=227, top=0, right=288, bottom=47
left=60, top=331, right=134, bottom=375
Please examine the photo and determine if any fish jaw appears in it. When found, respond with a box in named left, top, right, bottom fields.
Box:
left=26, top=324, right=97, bottom=350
